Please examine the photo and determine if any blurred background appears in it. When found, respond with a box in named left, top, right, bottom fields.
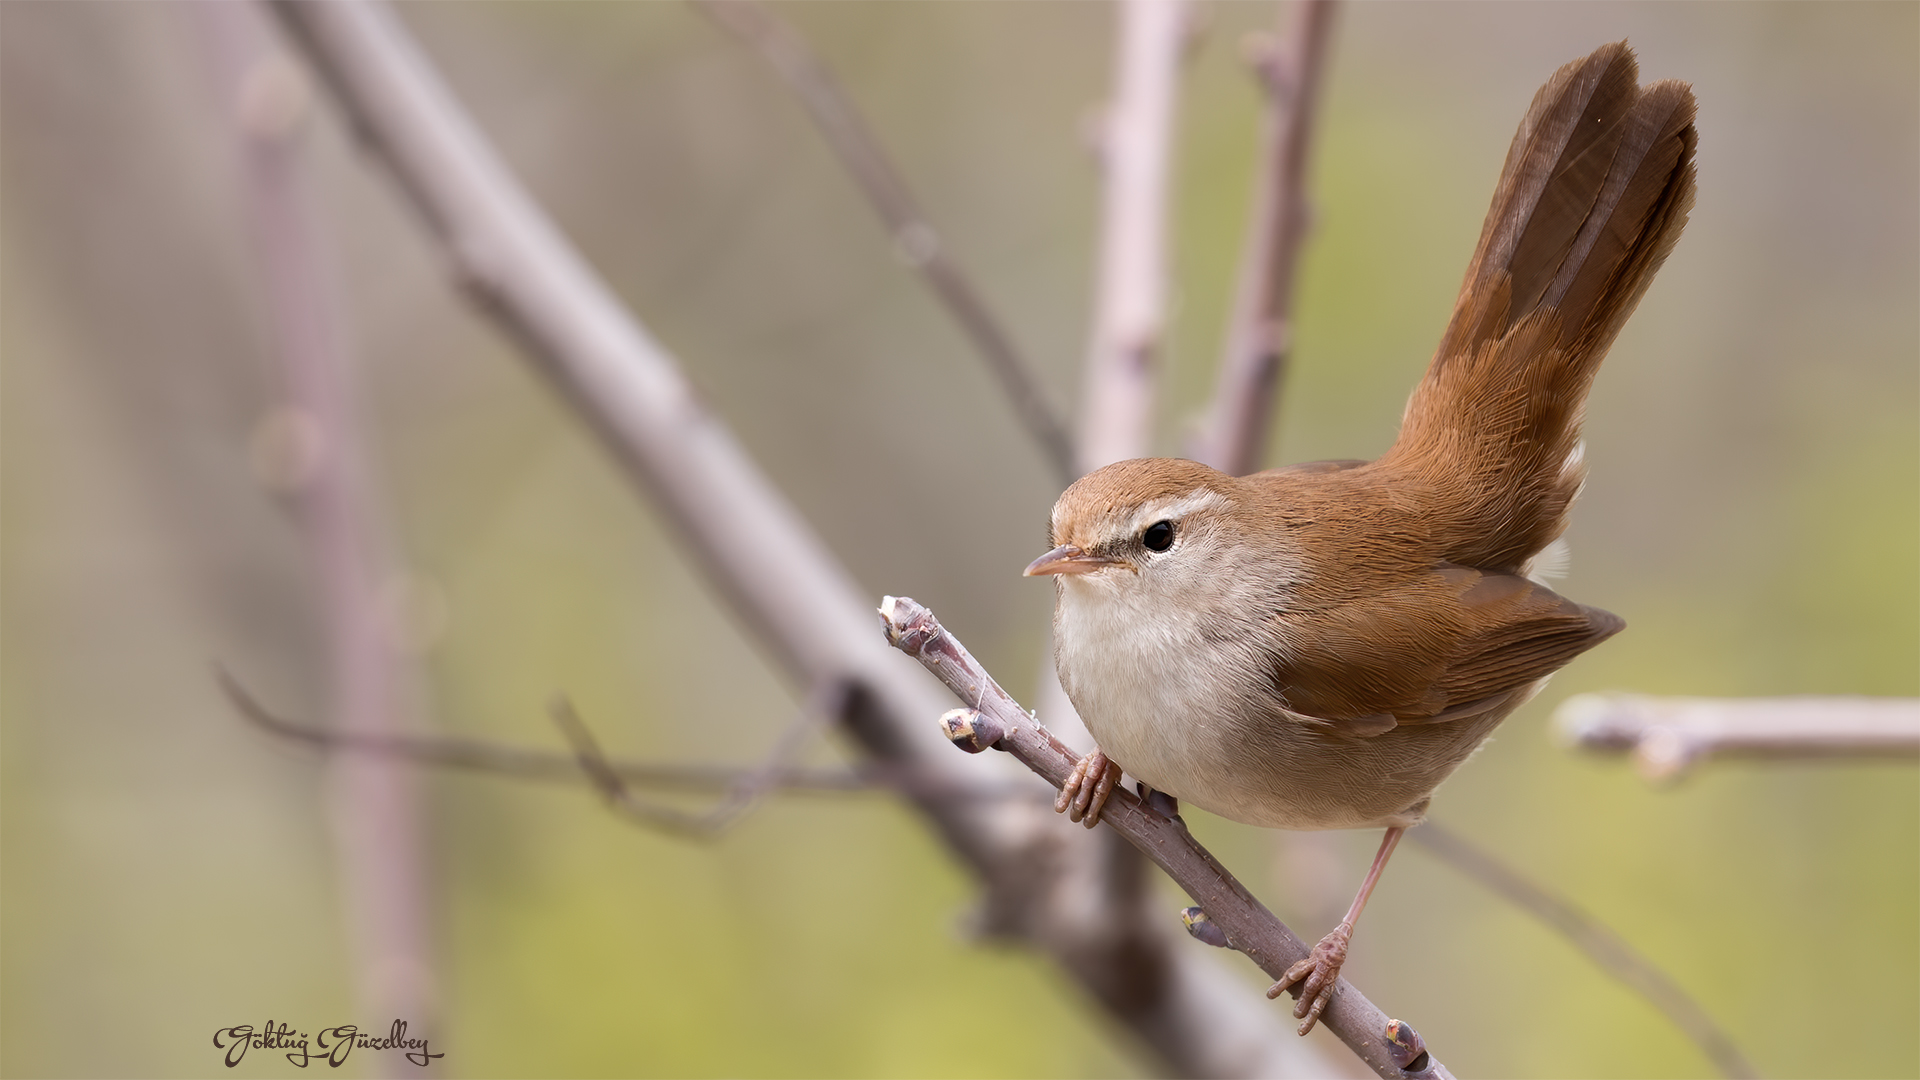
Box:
left=2, top=2, right=1914, bottom=1077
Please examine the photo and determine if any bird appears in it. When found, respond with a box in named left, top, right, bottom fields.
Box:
left=1024, top=41, right=1696, bottom=1035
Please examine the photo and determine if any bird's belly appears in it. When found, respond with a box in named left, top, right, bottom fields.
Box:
left=1056, top=597, right=1532, bottom=830
left=1060, top=639, right=1240, bottom=814
left=1055, top=596, right=1303, bottom=823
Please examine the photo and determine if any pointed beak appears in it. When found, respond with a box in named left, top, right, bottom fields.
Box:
left=1023, top=544, right=1124, bottom=577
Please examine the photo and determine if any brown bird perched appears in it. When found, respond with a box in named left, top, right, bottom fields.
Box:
left=1025, top=42, right=1696, bottom=1035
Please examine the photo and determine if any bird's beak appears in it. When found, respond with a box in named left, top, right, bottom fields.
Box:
left=1024, top=544, right=1124, bottom=577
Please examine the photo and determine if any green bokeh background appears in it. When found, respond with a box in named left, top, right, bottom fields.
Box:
left=3, top=2, right=1914, bottom=1077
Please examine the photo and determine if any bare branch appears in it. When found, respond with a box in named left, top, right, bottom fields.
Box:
left=1078, top=0, right=1187, bottom=473
left=1409, top=822, right=1759, bottom=1079
left=219, top=665, right=872, bottom=793
left=222, top=667, right=1053, bottom=811
left=1023, top=0, right=1199, bottom=1043
left=882, top=594, right=1458, bottom=1080
left=550, top=682, right=849, bottom=838
left=269, top=0, right=934, bottom=720
left=1192, top=0, right=1336, bottom=476
left=268, top=4, right=1331, bottom=1073
left=196, top=2, right=435, bottom=1028
left=1557, top=694, right=1920, bottom=782
left=693, top=0, right=1075, bottom=486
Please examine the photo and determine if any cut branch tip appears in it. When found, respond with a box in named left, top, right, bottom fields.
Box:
left=877, top=594, right=938, bottom=656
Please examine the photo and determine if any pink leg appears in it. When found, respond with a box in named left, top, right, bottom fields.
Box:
left=1266, top=826, right=1404, bottom=1035
left=1054, top=749, right=1122, bottom=828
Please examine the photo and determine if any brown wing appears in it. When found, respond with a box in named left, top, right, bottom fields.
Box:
left=1270, top=565, right=1622, bottom=736
left=1431, top=570, right=1623, bottom=706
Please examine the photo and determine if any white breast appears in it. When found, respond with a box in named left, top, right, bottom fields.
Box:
left=1051, top=565, right=1277, bottom=818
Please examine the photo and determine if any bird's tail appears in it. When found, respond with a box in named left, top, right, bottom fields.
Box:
left=1385, top=42, right=1696, bottom=572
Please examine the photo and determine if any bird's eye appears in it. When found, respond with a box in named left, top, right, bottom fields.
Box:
left=1142, top=520, right=1175, bottom=552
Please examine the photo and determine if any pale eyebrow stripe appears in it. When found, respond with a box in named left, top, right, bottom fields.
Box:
left=1129, top=490, right=1230, bottom=535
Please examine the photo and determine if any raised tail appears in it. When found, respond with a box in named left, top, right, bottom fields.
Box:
left=1385, top=42, right=1696, bottom=572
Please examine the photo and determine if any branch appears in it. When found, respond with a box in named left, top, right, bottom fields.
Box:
left=882, top=595, right=1457, bottom=1080
left=1013, top=2, right=1216, bottom=1057
left=1408, top=822, right=1759, bottom=1079
left=269, top=4, right=1330, bottom=1073
left=227, top=656, right=1749, bottom=1076
left=222, top=664, right=1053, bottom=807
left=1556, top=694, right=1920, bottom=782
left=1014, top=1, right=1193, bottom=755
left=219, top=665, right=872, bottom=793
left=549, top=687, right=847, bottom=839
left=269, top=0, right=932, bottom=715
left=196, top=1, right=435, bottom=1028
left=693, top=0, right=1075, bottom=486
left=1078, top=0, right=1187, bottom=473
left=1192, top=0, right=1336, bottom=476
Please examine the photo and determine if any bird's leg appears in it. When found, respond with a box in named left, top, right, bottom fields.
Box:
left=1055, top=749, right=1121, bottom=827
left=1267, top=826, right=1404, bottom=1035
left=1137, top=781, right=1181, bottom=822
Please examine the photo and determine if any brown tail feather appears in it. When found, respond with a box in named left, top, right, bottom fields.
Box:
left=1387, top=42, right=1696, bottom=572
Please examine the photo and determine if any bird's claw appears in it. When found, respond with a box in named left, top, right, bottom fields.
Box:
left=1266, top=925, right=1350, bottom=1036
left=1055, top=749, right=1120, bottom=827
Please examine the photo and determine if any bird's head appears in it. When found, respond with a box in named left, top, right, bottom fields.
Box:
left=1024, top=458, right=1246, bottom=597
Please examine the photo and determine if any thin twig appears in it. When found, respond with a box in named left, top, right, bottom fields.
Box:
left=266, top=6, right=1327, bottom=1072
left=1193, top=0, right=1336, bottom=476
left=222, top=665, right=1049, bottom=808
left=882, top=595, right=1457, bottom=1080
left=550, top=681, right=850, bottom=838
left=1078, top=0, right=1186, bottom=473
left=693, top=0, right=1075, bottom=486
left=1557, top=694, right=1920, bottom=782
left=218, top=665, right=872, bottom=793
left=1409, top=822, right=1760, bottom=1079
left=196, top=2, right=435, bottom=1029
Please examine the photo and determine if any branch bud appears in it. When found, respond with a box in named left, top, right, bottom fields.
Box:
left=1179, top=906, right=1230, bottom=948
left=939, top=708, right=1004, bottom=753
left=1384, top=1019, right=1428, bottom=1071
left=878, top=595, right=939, bottom=656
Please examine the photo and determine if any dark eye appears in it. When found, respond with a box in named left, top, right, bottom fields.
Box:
left=1142, top=520, right=1175, bottom=552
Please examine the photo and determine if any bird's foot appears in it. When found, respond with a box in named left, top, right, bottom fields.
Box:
left=1266, top=924, right=1351, bottom=1036
left=1055, top=749, right=1120, bottom=827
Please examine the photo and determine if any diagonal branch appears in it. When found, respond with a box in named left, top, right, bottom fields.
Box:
left=1556, top=694, right=1920, bottom=782
left=1409, top=822, right=1759, bottom=1079
left=266, top=3, right=1329, bottom=1073
left=549, top=681, right=850, bottom=838
left=1193, top=0, right=1336, bottom=476
left=882, top=594, right=1457, bottom=1080
left=693, top=0, right=1075, bottom=486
